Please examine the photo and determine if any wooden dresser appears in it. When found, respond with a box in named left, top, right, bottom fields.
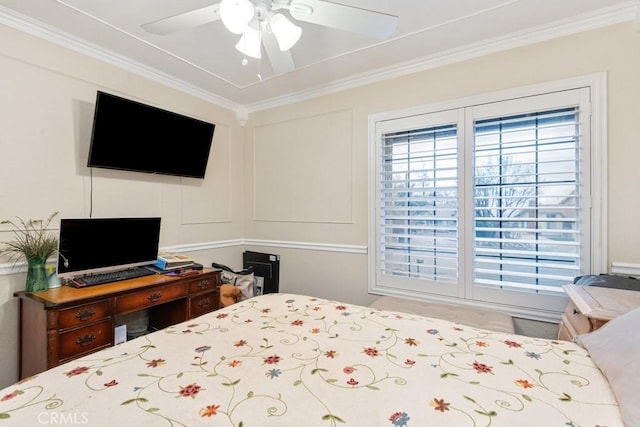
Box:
left=558, top=284, right=640, bottom=341
left=14, top=268, right=220, bottom=379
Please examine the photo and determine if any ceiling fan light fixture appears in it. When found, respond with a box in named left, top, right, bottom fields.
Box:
left=288, top=2, right=313, bottom=17
left=269, top=13, right=302, bottom=51
left=235, top=26, right=262, bottom=59
left=220, top=0, right=255, bottom=34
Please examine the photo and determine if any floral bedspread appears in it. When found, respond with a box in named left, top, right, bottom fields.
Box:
left=0, top=293, right=623, bottom=426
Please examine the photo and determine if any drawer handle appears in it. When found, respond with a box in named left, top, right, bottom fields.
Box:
left=198, top=298, right=211, bottom=309
left=148, top=291, right=162, bottom=303
left=76, top=333, right=96, bottom=347
left=197, top=280, right=210, bottom=290
left=75, top=308, right=96, bottom=321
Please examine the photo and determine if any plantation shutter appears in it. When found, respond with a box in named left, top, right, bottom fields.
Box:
left=376, top=110, right=461, bottom=294
left=472, top=107, right=582, bottom=292
left=371, top=84, right=596, bottom=313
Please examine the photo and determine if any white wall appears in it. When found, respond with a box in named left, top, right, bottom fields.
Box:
left=0, top=25, right=245, bottom=387
left=1, top=21, right=640, bottom=388
left=245, top=23, right=640, bottom=315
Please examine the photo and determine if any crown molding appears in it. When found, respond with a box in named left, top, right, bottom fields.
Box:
left=0, top=5, right=241, bottom=113
left=0, top=2, right=636, bottom=117
left=245, top=1, right=637, bottom=112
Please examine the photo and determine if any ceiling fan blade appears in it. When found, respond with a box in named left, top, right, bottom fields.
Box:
left=142, top=4, right=221, bottom=35
left=262, top=31, right=296, bottom=74
left=289, top=0, right=398, bottom=39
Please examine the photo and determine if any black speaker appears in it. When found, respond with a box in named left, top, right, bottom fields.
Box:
left=243, top=251, right=280, bottom=295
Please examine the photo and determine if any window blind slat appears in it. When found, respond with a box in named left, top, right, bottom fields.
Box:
left=373, top=86, right=596, bottom=311
left=380, top=122, right=459, bottom=282
left=472, top=107, right=581, bottom=290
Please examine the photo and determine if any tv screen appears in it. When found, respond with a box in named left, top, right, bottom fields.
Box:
left=56, top=217, right=161, bottom=279
left=87, top=91, right=215, bottom=178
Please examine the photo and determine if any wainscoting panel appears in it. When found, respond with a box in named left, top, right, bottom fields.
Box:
left=181, top=123, right=232, bottom=224
left=253, top=110, right=353, bottom=223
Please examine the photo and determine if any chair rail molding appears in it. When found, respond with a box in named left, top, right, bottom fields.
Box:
left=1, top=239, right=367, bottom=276
left=610, top=261, right=640, bottom=277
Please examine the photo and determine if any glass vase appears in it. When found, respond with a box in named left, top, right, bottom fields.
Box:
left=26, top=257, right=48, bottom=292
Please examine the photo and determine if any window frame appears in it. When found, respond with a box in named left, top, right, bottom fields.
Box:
left=368, top=74, right=607, bottom=321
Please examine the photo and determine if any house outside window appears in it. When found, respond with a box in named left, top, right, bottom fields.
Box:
left=369, top=75, right=606, bottom=319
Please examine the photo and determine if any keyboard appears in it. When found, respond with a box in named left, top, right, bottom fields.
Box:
left=70, top=267, right=156, bottom=287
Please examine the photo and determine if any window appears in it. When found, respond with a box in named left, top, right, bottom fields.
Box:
left=369, top=77, right=606, bottom=318
left=472, top=107, right=582, bottom=292
left=380, top=123, right=458, bottom=283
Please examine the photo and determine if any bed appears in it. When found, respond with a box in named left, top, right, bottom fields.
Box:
left=0, top=292, right=634, bottom=426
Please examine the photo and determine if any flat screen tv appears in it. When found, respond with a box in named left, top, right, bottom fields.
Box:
left=87, top=91, right=215, bottom=178
left=56, top=217, right=161, bottom=279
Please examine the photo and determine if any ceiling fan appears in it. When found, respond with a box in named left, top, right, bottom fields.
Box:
left=142, top=0, right=398, bottom=75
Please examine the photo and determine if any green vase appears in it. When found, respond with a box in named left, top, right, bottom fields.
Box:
left=26, top=257, right=48, bottom=292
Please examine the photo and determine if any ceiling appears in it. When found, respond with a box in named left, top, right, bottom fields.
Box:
left=0, top=0, right=636, bottom=111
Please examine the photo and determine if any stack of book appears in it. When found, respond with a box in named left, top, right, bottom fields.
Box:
left=155, top=252, right=195, bottom=270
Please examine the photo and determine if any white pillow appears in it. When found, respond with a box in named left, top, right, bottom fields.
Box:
left=575, top=306, right=640, bottom=427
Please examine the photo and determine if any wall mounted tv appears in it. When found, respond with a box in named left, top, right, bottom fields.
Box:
left=56, top=217, right=161, bottom=279
left=87, top=91, right=215, bottom=178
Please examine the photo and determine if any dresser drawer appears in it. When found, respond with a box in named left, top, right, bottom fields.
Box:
left=58, top=319, right=113, bottom=361
left=190, top=292, right=218, bottom=318
left=558, top=315, right=578, bottom=341
left=56, top=299, right=112, bottom=330
left=115, top=282, right=187, bottom=314
left=188, top=273, right=220, bottom=294
left=563, top=300, right=592, bottom=335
